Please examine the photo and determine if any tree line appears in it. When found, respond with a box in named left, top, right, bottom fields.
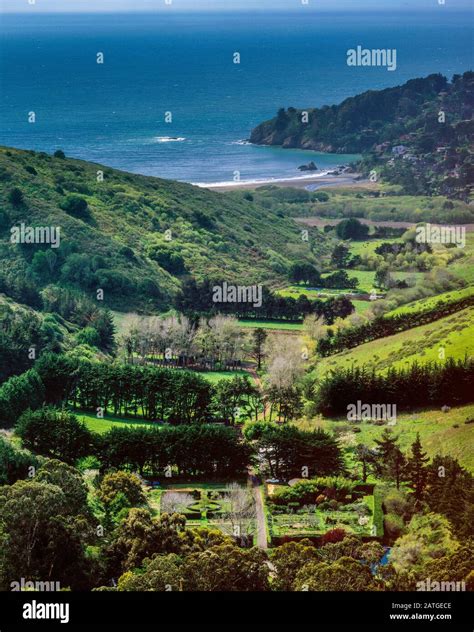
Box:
left=313, top=358, right=474, bottom=417
left=14, top=406, right=344, bottom=482
left=176, top=279, right=354, bottom=324
left=317, top=295, right=474, bottom=356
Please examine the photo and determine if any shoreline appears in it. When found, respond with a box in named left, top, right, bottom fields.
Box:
left=196, top=172, right=368, bottom=192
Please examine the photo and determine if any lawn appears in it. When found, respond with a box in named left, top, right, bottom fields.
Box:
left=77, top=411, right=155, bottom=434
left=238, top=318, right=303, bottom=331
left=315, top=305, right=474, bottom=376
left=195, top=370, right=252, bottom=384
left=296, top=403, right=474, bottom=473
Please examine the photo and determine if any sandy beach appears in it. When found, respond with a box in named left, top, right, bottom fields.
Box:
left=198, top=173, right=369, bottom=192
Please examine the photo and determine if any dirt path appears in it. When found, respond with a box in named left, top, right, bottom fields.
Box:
left=249, top=473, right=268, bottom=549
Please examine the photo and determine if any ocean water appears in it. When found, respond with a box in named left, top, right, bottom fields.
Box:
left=0, top=10, right=472, bottom=184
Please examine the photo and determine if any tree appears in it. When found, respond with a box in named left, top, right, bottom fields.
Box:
left=117, top=553, right=184, bottom=591
left=181, top=544, right=270, bottom=591
left=373, top=429, right=405, bottom=485
left=0, top=436, right=38, bottom=485
left=98, top=471, right=146, bottom=510
left=8, top=187, right=24, bottom=206
left=270, top=540, right=321, bottom=591
left=330, top=244, right=352, bottom=269
left=0, top=480, right=94, bottom=590
left=425, top=455, right=474, bottom=538
left=16, top=407, right=93, bottom=464
left=251, top=328, right=267, bottom=370
left=407, top=433, right=429, bottom=503
left=0, top=369, right=45, bottom=427
left=335, top=218, right=369, bottom=241
left=222, top=483, right=256, bottom=540
left=390, top=513, right=459, bottom=574
left=289, top=263, right=321, bottom=286
left=60, top=195, right=92, bottom=222
left=294, top=556, right=377, bottom=591
left=106, top=509, right=186, bottom=575
left=161, top=492, right=194, bottom=515
left=35, top=459, right=89, bottom=515
left=354, top=444, right=377, bottom=483
left=54, top=149, right=66, bottom=159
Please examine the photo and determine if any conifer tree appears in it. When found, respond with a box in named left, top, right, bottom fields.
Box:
left=407, top=433, right=429, bottom=503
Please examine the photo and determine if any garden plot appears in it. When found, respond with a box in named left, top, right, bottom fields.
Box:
left=159, top=483, right=257, bottom=541
left=265, top=478, right=381, bottom=539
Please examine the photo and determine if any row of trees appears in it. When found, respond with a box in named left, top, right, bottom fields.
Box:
left=317, top=294, right=474, bottom=356
left=313, top=358, right=474, bottom=417
left=14, top=407, right=345, bottom=482
left=176, top=279, right=354, bottom=323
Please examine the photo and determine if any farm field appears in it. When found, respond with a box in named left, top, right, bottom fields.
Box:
left=276, top=286, right=372, bottom=314
left=238, top=318, right=303, bottom=331
left=297, top=403, right=474, bottom=473
left=386, top=285, right=474, bottom=316
left=327, top=269, right=424, bottom=294
left=315, top=305, right=474, bottom=376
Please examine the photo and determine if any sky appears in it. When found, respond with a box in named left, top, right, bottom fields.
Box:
left=1, top=0, right=472, bottom=13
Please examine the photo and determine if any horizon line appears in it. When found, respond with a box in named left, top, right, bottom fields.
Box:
left=2, top=7, right=473, bottom=14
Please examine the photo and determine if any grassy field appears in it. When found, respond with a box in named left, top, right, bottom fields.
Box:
left=77, top=411, right=155, bottom=434
left=316, top=305, right=474, bottom=375
left=238, top=318, right=303, bottom=331
left=449, top=233, right=474, bottom=284
left=297, top=403, right=474, bottom=472
left=327, top=269, right=424, bottom=294
left=386, top=286, right=474, bottom=317
left=196, top=370, right=252, bottom=384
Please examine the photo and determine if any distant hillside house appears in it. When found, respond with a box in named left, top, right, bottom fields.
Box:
left=392, top=145, right=409, bottom=156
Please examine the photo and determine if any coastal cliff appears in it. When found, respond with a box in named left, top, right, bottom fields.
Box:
left=250, top=72, right=474, bottom=198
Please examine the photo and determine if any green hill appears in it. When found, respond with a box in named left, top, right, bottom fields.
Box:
left=0, top=146, right=325, bottom=312
left=250, top=72, right=474, bottom=198
left=315, top=305, right=474, bottom=377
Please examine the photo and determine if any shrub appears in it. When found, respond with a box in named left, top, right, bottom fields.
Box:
left=384, top=513, right=405, bottom=540
left=60, top=194, right=92, bottom=221
left=8, top=187, right=24, bottom=206
left=320, top=528, right=346, bottom=545
left=54, top=149, right=66, bottom=159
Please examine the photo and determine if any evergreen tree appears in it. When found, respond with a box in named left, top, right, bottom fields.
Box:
left=407, top=434, right=429, bottom=503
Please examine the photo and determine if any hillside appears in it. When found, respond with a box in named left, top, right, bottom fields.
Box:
left=0, top=147, right=326, bottom=312
left=297, top=403, right=474, bottom=472
left=250, top=72, right=474, bottom=198
left=314, top=305, right=474, bottom=377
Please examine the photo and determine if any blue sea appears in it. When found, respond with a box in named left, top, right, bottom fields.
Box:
left=0, top=10, right=472, bottom=184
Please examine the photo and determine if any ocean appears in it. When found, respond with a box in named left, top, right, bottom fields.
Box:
left=0, top=10, right=472, bottom=184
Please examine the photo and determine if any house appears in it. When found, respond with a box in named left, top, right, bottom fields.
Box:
left=392, top=145, right=408, bottom=156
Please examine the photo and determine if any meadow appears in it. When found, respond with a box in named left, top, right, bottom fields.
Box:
left=297, top=404, right=474, bottom=473
left=316, top=305, right=474, bottom=376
